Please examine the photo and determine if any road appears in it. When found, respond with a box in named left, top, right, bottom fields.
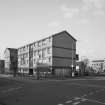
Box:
left=0, top=77, right=105, bottom=105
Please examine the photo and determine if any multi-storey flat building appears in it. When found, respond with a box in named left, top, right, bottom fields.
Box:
left=4, top=48, right=18, bottom=74
left=18, top=31, right=77, bottom=76
left=0, top=60, right=5, bottom=73
left=76, top=61, right=85, bottom=76
left=90, top=60, right=104, bottom=73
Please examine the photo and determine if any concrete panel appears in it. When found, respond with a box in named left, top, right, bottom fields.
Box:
left=53, top=32, right=76, bottom=49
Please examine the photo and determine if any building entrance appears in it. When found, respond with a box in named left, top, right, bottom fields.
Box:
left=29, top=69, right=33, bottom=75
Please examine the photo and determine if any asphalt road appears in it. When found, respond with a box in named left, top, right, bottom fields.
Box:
left=0, top=77, right=105, bottom=105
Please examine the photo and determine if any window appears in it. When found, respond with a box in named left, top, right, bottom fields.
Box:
left=18, top=61, right=20, bottom=65
left=21, top=60, right=23, bottom=65
left=37, top=50, right=41, bottom=59
left=23, top=47, right=25, bottom=51
left=34, top=51, right=36, bottom=56
left=38, top=41, right=41, bottom=47
left=42, top=39, right=47, bottom=46
left=42, top=49, right=46, bottom=58
left=25, top=53, right=27, bottom=58
left=49, top=37, right=52, bottom=42
left=47, top=47, right=51, bottom=54
left=49, top=57, right=51, bottom=62
left=30, top=45, right=33, bottom=49
left=34, top=59, right=36, bottom=64
left=19, top=48, right=21, bottom=52
left=27, top=60, right=29, bottom=64
left=33, top=43, right=36, bottom=47
left=27, top=45, right=29, bottom=50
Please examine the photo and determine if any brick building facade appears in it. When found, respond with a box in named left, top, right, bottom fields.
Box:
left=90, top=60, right=104, bottom=73
left=0, top=60, right=5, bottom=73
left=4, top=48, right=18, bottom=74
left=18, top=31, right=77, bottom=76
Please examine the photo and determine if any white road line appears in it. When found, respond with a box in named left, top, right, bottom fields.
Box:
left=65, top=100, right=72, bottom=103
left=101, top=89, right=105, bottom=91
left=71, top=83, right=105, bottom=88
left=96, top=90, right=100, bottom=93
left=72, top=102, right=81, bottom=105
left=81, top=98, right=88, bottom=102
left=2, top=86, right=22, bottom=93
left=81, top=94, right=87, bottom=97
left=58, top=104, right=63, bottom=105
left=73, top=97, right=81, bottom=100
left=89, top=92, right=94, bottom=95
left=86, top=99, right=105, bottom=105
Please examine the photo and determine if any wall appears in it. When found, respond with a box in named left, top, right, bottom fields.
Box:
left=0, top=60, right=5, bottom=73
left=52, top=31, right=76, bottom=68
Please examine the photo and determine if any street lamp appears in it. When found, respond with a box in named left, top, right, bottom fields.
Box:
left=35, top=55, right=40, bottom=80
left=71, top=43, right=74, bottom=77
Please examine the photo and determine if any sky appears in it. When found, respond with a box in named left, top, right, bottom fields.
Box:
left=0, top=0, right=105, bottom=60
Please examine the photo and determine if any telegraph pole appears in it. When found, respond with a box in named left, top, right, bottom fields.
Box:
left=36, top=55, right=40, bottom=80
left=71, top=43, right=74, bottom=77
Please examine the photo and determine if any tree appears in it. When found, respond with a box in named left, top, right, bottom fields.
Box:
left=81, top=57, right=89, bottom=75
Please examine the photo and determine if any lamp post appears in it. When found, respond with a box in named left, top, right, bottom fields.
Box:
left=35, top=55, right=40, bottom=80
left=71, top=43, right=74, bottom=77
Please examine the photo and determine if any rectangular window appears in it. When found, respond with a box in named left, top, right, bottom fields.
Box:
left=49, top=57, right=51, bottom=62
left=47, top=47, right=51, bottom=54
left=38, top=41, right=41, bottom=47
left=27, top=60, right=29, bottom=64
left=34, top=59, right=36, bottom=64
left=42, top=39, right=47, bottom=46
left=49, top=37, right=52, bottom=42
left=34, top=51, right=36, bottom=56
left=42, top=49, right=46, bottom=58
left=27, top=45, right=29, bottom=50
left=21, top=60, right=23, bottom=65
left=39, top=51, right=41, bottom=59
left=30, top=45, right=33, bottom=49
left=33, top=43, right=36, bottom=47
left=23, top=47, right=25, bottom=51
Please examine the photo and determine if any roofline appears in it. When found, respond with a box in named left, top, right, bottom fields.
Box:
left=18, top=30, right=77, bottom=49
left=52, top=30, right=77, bottom=41
left=4, top=48, right=17, bottom=54
left=92, top=60, right=104, bottom=62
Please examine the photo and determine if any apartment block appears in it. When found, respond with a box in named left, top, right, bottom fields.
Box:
left=76, top=61, right=85, bottom=76
left=90, top=60, right=104, bottom=73
left=4, top=48, right=18, bottom=73
left=18, top=31, right=77, bottom=76
left=0, top=60, right=5, bottom=73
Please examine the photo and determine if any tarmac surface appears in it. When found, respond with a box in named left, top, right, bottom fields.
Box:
left=0, top=76, right=105, bottom=105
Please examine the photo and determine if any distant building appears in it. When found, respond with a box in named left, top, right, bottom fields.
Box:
left=0, top=60, right=5, bottom=73
left=90, top=60, right=104, bottom=73
left=103, top=59, right=105, bottom=72
left=18, top=31, right=77, bottom=76
left=76, top=61, right=85, bottom=76
left=4, top=48, right=18, bottom=74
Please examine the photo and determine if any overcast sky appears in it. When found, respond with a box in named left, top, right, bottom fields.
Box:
left=0, top=0, right=105, bottom=60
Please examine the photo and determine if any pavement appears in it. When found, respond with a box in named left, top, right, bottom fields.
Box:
left=0, top=75, right=105, bottom=105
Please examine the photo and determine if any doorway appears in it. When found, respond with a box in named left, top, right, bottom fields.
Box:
left=29, top=69, right=33, bottom=75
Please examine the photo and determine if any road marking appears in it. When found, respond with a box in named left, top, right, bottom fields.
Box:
left=65, top=100, right=72, bottom=103
left=89, top=92, right=94, bottom=95
left=81, top=94, right=87, bottom=97
left=73, top=97, right=81, bottom=100
left=58, top=104, right=63, bottom=105
left=101, top=89, right=105, bottom=91
left=86, top=99, right=105, bottom=105
left=95, top=89, right=103, bottom=93
left=2, top=86, right=22, bottom=93
left=72, top=102, right=81, bottom=105
left=71, top=83, right=105, bottom=88
left=80, top=98, right=88, bottom=102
